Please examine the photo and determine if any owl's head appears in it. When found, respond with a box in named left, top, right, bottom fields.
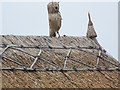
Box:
left=47, top=2, right=59, bottom=14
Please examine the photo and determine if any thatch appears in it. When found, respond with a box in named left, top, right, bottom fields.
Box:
left=1, top=35, right=119, bottom=88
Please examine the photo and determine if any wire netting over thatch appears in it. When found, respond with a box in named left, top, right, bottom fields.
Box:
left=1, top=35, right=120, bottom=88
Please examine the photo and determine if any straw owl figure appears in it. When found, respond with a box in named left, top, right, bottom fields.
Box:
left=47, top=2, right=62, bottom=37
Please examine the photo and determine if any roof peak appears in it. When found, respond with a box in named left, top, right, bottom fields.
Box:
left=88, top=12, right=93, bottom=26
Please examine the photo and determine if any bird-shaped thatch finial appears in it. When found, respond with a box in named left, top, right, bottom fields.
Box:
left=86, top=12, right=97, bottom=39
left=47, top=2, right=62, bottom=38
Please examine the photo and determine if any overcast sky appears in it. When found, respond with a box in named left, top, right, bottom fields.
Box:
left=0, top=0, right=118, bottom=60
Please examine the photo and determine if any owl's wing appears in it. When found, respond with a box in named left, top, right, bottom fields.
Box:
left=55, top=13, right=62, bottom=31
left=57, top=12, right=62, bottom=20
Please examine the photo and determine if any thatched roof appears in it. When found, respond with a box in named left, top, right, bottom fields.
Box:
left=1, top=35, right=119, bottom=88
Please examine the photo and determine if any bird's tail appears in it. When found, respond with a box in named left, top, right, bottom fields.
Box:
left=50, top=30, right=56, bottom=37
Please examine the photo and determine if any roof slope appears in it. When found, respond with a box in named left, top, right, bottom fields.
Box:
left=1, top=35, right=119, bottom=88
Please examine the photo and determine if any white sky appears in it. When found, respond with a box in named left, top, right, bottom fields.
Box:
left=0, top=0, right=118, bottom=60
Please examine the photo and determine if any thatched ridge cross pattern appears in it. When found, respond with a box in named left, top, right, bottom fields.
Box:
left=1, top=44, right=119, bottom=71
